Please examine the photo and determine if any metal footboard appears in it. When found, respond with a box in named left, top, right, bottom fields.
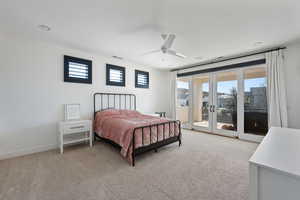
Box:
left=132, top=120, right=181, bottom=166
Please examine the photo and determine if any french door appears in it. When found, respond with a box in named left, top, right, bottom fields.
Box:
left=181, top=65, right=268, bottom=142
left=191, top=73, right=213, bottom=133
left=212, top=70, right=239, bottom=137
left=191, top=70, right=238, bottom=137
left=238, top=66, right=268, bottom=142
left=176, top=78, right=192, bottom=129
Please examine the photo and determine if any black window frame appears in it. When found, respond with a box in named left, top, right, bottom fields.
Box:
left=106, top=64, right=126, bottom=87
left=64, top=55, right=92, bottom=84
left=135, top=70, right=149, bottom=88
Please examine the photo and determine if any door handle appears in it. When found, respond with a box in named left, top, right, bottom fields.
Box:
left=209, top=105, right=216, bottom=112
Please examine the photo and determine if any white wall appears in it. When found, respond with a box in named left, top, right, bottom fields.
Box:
left=284, top=40, right=300, bottom=129
left=0, top=35, right=171, bottom=159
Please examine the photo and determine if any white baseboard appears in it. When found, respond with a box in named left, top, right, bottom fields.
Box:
left=0, top=144, right=58, bottom=160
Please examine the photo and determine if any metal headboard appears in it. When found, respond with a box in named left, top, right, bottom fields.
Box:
left=93, top=93, right=136, bottom=119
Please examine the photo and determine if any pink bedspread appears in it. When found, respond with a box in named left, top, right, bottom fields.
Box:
left=94, top=109, right=179, bottom=164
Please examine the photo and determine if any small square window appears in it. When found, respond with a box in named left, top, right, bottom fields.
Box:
left=106, top=64, right=126, bottom=86
left=64, top=55, right=92, bottom=84
left=135, top=70, right=149, bottom=88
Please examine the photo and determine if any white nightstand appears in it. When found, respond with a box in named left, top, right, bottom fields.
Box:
left=59, top=120, right=93, bottom=154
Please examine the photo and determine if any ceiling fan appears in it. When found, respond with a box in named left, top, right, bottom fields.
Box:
left=142, top=34, right=186, bottom=58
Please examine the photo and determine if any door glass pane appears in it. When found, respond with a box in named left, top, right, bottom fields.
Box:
left=176, top=79, right=190, bottom=127
left=216, top=71, right=238, bottom=131
left=193, top=76, right=209, bottom=128
left=244, top=67, right=268, bottom=135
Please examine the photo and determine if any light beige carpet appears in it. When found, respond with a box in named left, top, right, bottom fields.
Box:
left=0, top=130, right=257, bottom=200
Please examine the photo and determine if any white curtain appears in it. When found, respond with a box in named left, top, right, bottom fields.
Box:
left=170, top=71, right=177, bottom=119
left=266, top=50, right=288, bottom=127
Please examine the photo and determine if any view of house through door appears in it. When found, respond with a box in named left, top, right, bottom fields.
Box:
left=192, top=74, right=211, bottom=132
left=176, top=78, right=191, bottom=129
left=176, top=63, right=268, bottom=142
left=213, top=71, right=238, bottom=137
left=239, top=67, right=268, bottom=141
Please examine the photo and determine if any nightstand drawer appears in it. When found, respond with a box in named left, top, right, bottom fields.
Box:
left=63, top=122, right=89, bottom=134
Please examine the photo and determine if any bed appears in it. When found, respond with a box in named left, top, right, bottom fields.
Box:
left=93, top=93, right=181, bottom=166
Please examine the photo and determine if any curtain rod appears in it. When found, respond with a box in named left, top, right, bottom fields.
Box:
left=171, top=47, right=286, bottom=72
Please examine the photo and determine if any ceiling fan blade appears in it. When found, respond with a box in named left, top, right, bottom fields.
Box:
left=162, top=34, right=176, bottom=49
left=167, top=49, right=186, bottom=58
left=141, top=49, right=161, bottom=56
left=161, top=34, right=167, bottom=40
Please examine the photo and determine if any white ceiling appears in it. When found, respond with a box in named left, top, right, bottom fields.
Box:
left=1, top=0, right=300, bottom=69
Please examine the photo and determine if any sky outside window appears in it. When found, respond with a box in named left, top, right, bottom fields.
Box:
left=178, top=78, right=266, bottom=93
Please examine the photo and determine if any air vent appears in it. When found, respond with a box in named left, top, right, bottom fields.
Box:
left=112, top=56, right=123, bottom=60
left=37, top=24, right=51, bottom=31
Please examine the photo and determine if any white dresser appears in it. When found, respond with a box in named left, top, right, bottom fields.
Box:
left=249, top=127, right=300, bottom=200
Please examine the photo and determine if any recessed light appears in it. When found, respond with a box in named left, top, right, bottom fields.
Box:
left=112, top=56, right=123, bottom=60
left=194, top=56, right=203, bottom=60
left=215, top=56, right=224, bottom=60
left=254, top=41, right=263, bottom=46
left=37, top=24, right=51, bottom=31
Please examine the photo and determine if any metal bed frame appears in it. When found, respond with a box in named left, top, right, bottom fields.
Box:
left=93, top=92, right=181, bottom=166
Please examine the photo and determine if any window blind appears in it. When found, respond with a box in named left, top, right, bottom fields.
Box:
left=68, top=62, right=89, bottom=79
left=135, top=70, right=149, bottom=88
left=106, top=64, right=126, bottom=86
left=109, top=69, right=124, bottom=83
left=64, top=55, right=92, bottom=84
